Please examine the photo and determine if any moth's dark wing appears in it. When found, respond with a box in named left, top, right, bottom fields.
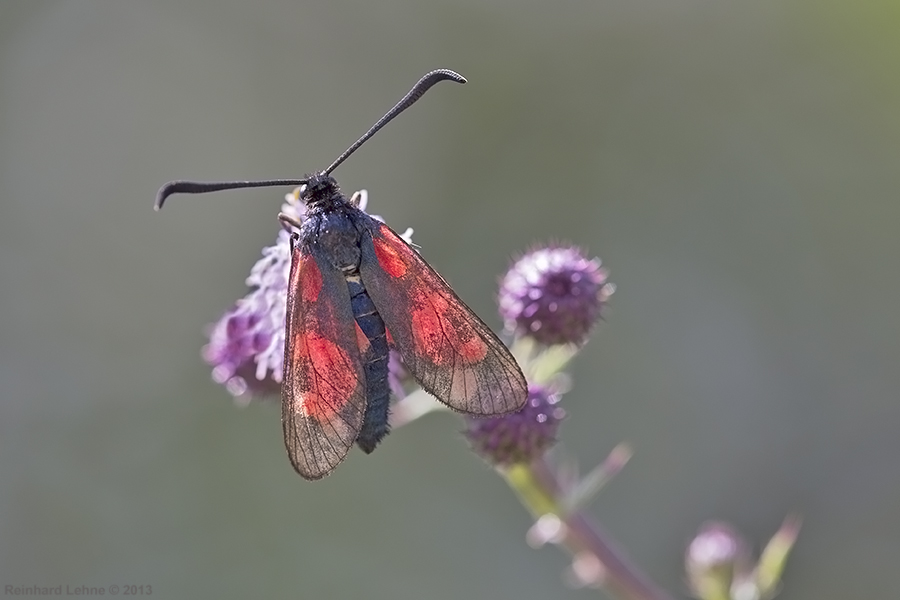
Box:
left=357, top=219, right=527, bottom=415
left=282, top=245, right=367, bottom=480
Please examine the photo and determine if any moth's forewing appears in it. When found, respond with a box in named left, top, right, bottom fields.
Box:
left=282, top=245, right=368, bottom=479
left=356, top=216, right=527, bottom=416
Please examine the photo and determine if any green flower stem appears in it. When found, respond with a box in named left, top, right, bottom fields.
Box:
left=504, top=458, right=674, bottom=600
left=504, top=461, right=560, bottom=516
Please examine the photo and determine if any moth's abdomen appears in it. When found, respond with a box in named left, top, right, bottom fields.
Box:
left=347, top=277, right=391, bottom=453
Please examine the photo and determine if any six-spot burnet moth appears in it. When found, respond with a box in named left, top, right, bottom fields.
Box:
left=156, top=69, right=528, bottom=479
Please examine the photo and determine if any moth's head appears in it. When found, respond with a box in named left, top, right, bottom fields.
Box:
left=300, top=172, right=340, bottom=207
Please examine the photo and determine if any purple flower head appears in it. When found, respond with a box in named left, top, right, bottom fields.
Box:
left=499, top=245, right=614, bottom=347
left=202, top=188, right=412, bottom=401
left=465, top=384, right=565, bottom=466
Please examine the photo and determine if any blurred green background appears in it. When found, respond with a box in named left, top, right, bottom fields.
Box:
left=2, top=1, right=898, bottom=598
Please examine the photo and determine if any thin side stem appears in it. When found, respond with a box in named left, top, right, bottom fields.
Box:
left=504, top=459, right=675, bottom=600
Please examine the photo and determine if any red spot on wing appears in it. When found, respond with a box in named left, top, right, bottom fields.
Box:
left=298, top=254, right=323, bottom=303
left=291, top=331, right=358, bottom=421
left=410, top=304, right=441, bottom=361
left=456, top=330, right=489, bottom=363
left=411, top=293, right=488, bottom=366
left=373, top=224, right=408, bottom=278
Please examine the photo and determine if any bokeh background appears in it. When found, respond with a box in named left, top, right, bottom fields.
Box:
left=2, top=1, right=898, bottom=598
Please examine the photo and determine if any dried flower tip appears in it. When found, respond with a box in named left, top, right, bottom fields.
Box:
left=755, top=515, right=801, bottom=598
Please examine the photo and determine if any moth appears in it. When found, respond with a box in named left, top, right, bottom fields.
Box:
left=157, top=70, right=527, bottom=479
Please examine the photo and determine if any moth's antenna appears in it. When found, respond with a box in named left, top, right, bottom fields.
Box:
left=155, top=179, right=309, bottom=211
left=323, top=69, right=466, bottom=176
left=154, top=69, right=465, bottom=211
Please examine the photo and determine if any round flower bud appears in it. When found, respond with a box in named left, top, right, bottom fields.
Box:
left=686, top=522, right=749, bottom=600
left=465, top=385, right=565, bottom=466
left=499, top=245, right=614, bottom=346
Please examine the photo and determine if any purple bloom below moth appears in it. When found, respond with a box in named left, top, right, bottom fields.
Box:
left=202, top=189, right=413, bottom=402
